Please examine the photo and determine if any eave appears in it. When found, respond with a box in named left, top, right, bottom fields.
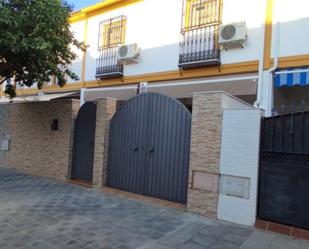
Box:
left=69, top=0, right=142, bottom=23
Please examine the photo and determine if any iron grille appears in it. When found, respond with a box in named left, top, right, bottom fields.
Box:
left=258, top=112, right=309, bottom=230
left=272, top=100, right=309, bottom=116
left=261, top=111, right=309, bottom=154
left=96, top=16, right=127, bottom=79
left=179, top=0, right=222, bottom=68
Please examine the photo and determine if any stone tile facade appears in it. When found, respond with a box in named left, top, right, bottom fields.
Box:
left=0, top=104, right=8, bottom=167
left=0, top=105, right=8, bottom=167
left=187, top=92, right=225, bottom=218
left=0, top=99, right=79, bottom=181
left=92, top=98, right=116, bottom=190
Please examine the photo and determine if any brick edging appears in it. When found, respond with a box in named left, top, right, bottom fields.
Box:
left=256, top=219, right=309, bottom=240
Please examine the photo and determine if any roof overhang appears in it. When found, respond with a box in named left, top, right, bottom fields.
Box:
left=0, top=92, right=78, bottom=104
left=69, top=0, right=142, bottom=23
left=83, top=73, right=258, bottom=102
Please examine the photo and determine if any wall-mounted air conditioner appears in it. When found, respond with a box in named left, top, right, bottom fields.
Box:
left=219, top=22, right=248, bottom=50
left=117, top=43, right=141, bottom=64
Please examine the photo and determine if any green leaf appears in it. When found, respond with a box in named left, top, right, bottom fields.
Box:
left=0, top=0, right=82, bottom=98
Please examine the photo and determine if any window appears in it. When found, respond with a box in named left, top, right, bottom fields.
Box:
left=101, top=19, right=127, bottom=48
left=96, top=16, right=127, bottom=78
left=179, top=0, right=222, bottom=68
left=185, top=0, right=222, bottom=28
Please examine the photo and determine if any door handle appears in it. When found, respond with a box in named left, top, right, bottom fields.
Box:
left=149, top=148, right=154, bottom=153
left=90, top=142, right=94, bottom=146
left=133, top=147, right=138, bottom=152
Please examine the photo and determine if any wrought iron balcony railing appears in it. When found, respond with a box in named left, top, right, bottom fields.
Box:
left=179, top=24, right=221, bottom=69
left=95, top=16, right=126, bottom=79
left=96, top=46, right=123, bottom=79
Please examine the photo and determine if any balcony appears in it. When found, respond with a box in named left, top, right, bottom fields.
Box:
left=179, top=24, right=221, bottom=69
left=95, top=15, right=126, bottom=79
left=96, top=46, right=123, bottom=79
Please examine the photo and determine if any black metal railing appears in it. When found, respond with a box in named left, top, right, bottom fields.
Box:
left=96, top=47, right=123, bottom=78
left=179, top=24, right=220, bottom=68
left=95, top=16, right=126, bottom=79
left=179, top=0, right=222, bottom=69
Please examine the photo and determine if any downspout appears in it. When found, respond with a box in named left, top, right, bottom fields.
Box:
left=255, top=0, right=276, bottom=109
left=80, top=16, right=89, bottom=107
left=265, top=21, right=280, bottom=116
left=254, top=27, right=266, bottom=108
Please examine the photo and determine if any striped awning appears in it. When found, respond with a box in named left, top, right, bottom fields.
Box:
left=274, top=68, right=309, bottom=88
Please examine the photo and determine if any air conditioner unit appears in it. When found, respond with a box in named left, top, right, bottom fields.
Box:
left=219, top=22, right=248, bottom=50
left=117, top=43, right=141, bottom=64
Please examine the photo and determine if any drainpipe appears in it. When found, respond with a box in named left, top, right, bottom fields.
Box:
left=254, top=33, right=266, bottom=109
left=255, top=0, right=279, bottom=116
left=254, top=0, right=267, bottom=109
left=265, top=21, right=280, bottom=116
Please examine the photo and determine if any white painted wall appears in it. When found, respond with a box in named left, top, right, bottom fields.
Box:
left=220, top=0, right=266, bottom=64
left=69, top=0, right=266, bottom=81
left=221, top=93, right=254, bottom=110
left=67, top=20, right=86, bottom=83
left=218, top=109, right=261, bottom=226
left=272, top=0, right=309, bottom=58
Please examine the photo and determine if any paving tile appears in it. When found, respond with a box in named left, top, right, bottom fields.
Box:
left=158, top=235, right=189, bottom=247
left=238, top=245, right=253, bottom=249
left=177, top=241, right=208, bottom=249
left=21, top=241, right=55, bottom=249
left=269, top=236, right=301, bottom=249
left=300, top=241, right=309, bottom=249
left=0, top=168, right=306, bottom=249
left=210, top=240, right=240, bottom=249
left=191, top=233, right=217, bottom=247
left=137, top=242, right=173, bottom=249
left=57, top=239, right=83, bottom=249
left=242, top=230, right=277, bottom=249
left=222, top=232, right=249, bottom=245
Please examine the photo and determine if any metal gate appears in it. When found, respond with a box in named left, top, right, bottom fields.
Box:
left=258, top=111, right=309, bottom=229
left=71, top=102, right=97, bottom=183
left=107, top=93, right=191, bottom=204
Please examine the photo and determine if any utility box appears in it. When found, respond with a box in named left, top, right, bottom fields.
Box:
left=2, top=139, right=10, bottom=151
left=220, top=175, right=250, bottom=199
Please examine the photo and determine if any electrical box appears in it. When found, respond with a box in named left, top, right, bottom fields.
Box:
left=193, top=171, right=219, bottom=192
left=2, top=139, right=10, bottom=151
left=220, top=175, right=250, bottom=199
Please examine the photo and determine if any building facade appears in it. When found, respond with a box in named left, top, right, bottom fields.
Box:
left=1, top=0, right=308, bottom=116
left=1, top=0, right=307, bottom=117
left=2, top=0, right=309, bottom=229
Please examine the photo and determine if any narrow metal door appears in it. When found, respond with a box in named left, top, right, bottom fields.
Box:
left=71, top=102, right=97, bottom=183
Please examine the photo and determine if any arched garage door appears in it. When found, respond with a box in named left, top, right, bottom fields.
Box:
left=107, top=93, right=191, bottom=204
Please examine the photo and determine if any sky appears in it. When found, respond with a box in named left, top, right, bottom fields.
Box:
left=69, top=0, right=102, bottom=10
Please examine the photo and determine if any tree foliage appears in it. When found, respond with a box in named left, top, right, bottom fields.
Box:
left=0, top=0, right=83, bottom=97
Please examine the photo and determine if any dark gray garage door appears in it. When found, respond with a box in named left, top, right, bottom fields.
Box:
left=107, top=93, right=191, bottom=204
left=71, top=102, right=97, bottom=183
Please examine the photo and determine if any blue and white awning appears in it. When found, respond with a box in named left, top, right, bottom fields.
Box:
left=274, top=68, right=309, bottom=88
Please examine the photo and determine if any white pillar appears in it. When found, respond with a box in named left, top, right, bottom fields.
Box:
left=80, top=88, right=85, bottom=107
left=259, top=71, right=274, bottom=117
